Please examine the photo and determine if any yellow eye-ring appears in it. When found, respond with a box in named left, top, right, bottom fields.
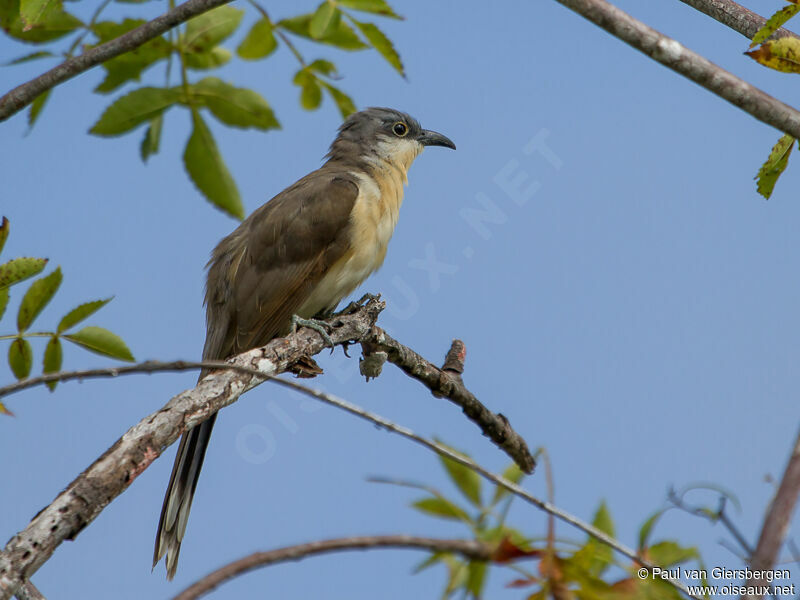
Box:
left=392, top=122, right=408, bottom=137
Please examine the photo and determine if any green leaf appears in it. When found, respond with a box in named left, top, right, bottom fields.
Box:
left=237, top=18, right=278, bottom=60
left=140, top=114, right=162, bottom=163
left=751, top=4, right=800, bottom=48
left=279, top=14, right=368, bottom=50
left=17, top=267, right=62, bottom=331
left=0, top=257, right=48, bottom=289
left=92, top=20, right=171, bottom=93
left=310, top=1, right=340, bottom=39
left=90, top=86, right=180, bottom=137
left=437, top=442, right=482, bottom=506
left=337, top=0, right=401, bottom=19
left=0, top=216, right=8, bottom=256
left=2, top=50, right=53, bottom=66
left=9, top=337, right=33, bottom=379
left=638, top=509, right=666, bottom=551
left=185, top=45, right=231, bottom=70
left=301, top=78, right=322, bottom=110
left=20, top=0, right=60, bottom=29
left=0, top=288, right=8, bottom=322
left=320, top=83, right=355, bottom=118
left=571, top=501, right=615, bottom=577
left=57, top=297, right=112, bottom=333
left=491, top=462, right=525, bottom=505
left=183, top=110, right=244, bottom=219
left=183, top=5, right=243, bottom=51
left=64, top=326, right=134, bottom=361
left=350, top=17, right=404, bottom=75
left=308, top=58, right=337, bottom=76
left=755, top=133, right=794, bottom=199
left=28, top=88, right=51, bottom=127
left=0, top=0, right=81, bottom=42
left=412, top=497, right=473, bottom=523
left=43, top=335, right=62, bottom=390
left=189, top=78, right=279, bottom=130
left=647, top=541, right=698, bottom=567
left=413, top=552, right=446, bottom=574
left=466, top=561, right=487, bottom=597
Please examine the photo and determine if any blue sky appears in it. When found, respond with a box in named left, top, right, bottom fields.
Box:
left=1, top=0, right=799, bottom=597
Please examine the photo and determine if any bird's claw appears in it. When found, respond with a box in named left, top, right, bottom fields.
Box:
left=291, top=315, right=335, bottom=351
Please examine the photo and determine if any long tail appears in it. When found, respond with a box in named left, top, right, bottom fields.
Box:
left=153, top=412, right=217, bottom=579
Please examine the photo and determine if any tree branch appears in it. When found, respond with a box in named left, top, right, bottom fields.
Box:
left=677, top=0, right=800, bottom=42
left=0, top=0, right=233, bottom=122
left=173, top=535, right=492, bottom=600
left=551, top=0, right=800, bottom=139
left=0, top=298, right=536, bottom=599
left=0, top=300, right=384, bottom=600
left=362, top=334, right=536, bottom=473
left=13, top=582, right=45, bottom=600
left=249, top=373, right=703, bottom=600
left=0, top=335, right=535, bottom=474
left=743, top=427, right=800, bottom=599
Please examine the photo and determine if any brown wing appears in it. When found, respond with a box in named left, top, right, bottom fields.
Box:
left=154, top=170, right=360, bottom=579
left=202, top=170, right=359, bottom=360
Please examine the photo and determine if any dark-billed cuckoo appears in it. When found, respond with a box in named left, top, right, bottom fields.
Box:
left=153, top=107, right=455, bottom=578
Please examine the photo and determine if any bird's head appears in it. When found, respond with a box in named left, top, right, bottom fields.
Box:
left=326, top=107, right=455, bottom=175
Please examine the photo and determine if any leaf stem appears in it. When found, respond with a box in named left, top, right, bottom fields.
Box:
left=65, top=0, right=115, bottom=59
left=246, top=0, right=307, bottom=66
left=0, top=332, right=53, bottom=341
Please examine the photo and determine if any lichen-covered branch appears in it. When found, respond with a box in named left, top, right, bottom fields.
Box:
left=0, top=300, right=383, bottom=600
left=0, top=298, right=535, bottom=599
left=551, top=0, right=800, bottom=139
left=173, top=535, right=492, bottom=600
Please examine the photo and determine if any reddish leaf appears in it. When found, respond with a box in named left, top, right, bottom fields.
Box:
left=491, top=536, right=541, bottom=563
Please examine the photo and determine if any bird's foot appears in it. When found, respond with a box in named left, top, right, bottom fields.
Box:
left=291, top=314, right=335, bottom=350
left=334, top=293, right=380, bottom=317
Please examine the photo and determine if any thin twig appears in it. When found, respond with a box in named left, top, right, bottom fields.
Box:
left=0, top=300, right=385, bottom=600
left=264, top=377, right=702, bottom=600
left=0, top=0, right=233, bottom=121
left=0, top=360, right=270, bottom=399
left=0, top=330, right=534, bottom=475
left=173, top=536, right=492, bottom=600
left=550, top=0, right=800, bottom=139
left=744, top=428, right=800, bottom=599
left=364, top=332, right=536, bottom=473
left=677, top=0, right=800, bottom=42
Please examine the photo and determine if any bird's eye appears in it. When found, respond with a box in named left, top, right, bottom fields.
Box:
left=392, top=122, right=408, bottom=137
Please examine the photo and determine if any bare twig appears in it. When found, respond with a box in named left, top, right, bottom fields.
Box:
left=744, top=428, right=800, bottom=599
left=551, top=0, right=800, bottom=139
left=173, top=536, right=492, bottom=600
left=0, top=300, right=384, bottom=600
left=677, top=0, right=800, bottom=42
left=0, top=360, right=278, bottom=399
left=0, top=0, right=233, bottom=121
left=667, top=490, right=754, bottom=555
left=263, top=376, right=702, bottom=600
left=0, top=299, right=536, bottom=599
left=364, top=331, right=536, bottom=473
left=0, top=331, right=535, bottom=475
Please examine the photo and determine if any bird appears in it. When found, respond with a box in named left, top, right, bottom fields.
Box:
left=153, top=107, right=455, bottom=579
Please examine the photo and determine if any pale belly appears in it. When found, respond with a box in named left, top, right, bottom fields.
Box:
left=296, top=168, right=405, bottom=317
